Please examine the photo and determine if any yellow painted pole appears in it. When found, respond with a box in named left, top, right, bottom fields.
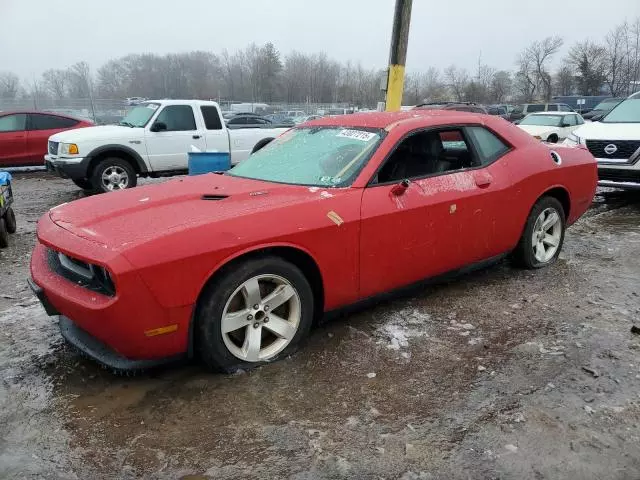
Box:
left=385, top=0, right=413, bottom=111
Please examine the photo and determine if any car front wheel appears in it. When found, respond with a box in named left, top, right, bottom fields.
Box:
left=196, top=256, right=314, bottom=372
left=513, top=196, right=566, bottom=269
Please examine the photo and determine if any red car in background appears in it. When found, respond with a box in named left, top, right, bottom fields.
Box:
left=0, top=111, right=93, bottom=168
left=29, top=110, right=597, bottom=373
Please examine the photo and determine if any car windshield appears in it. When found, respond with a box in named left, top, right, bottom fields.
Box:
left=592, top=99, right=620, bottom=111
left=601, top=96, right=640, bottom=123
left=520, top=114, right=564, bottom=127
left=227, top=126, right=383, bottom=187
left=120, top=103, right=160, bottom=127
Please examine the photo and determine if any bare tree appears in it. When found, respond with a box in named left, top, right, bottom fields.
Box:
left=0, top=72, right=20, bottom=99
left=554, top=63, right=574, bottom=96
left=515, top=51, right=537, bottom=101
left=528, top=36, right=564, bottom=101
left=444, top=65, right=469, bottom=101
left=67, top=61, right=93, bottom=98
left=604, top=23, right=631, bottom=96
left=42, top=69, right=69, bottom=99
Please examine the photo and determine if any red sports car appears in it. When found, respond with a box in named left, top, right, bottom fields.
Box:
left=29, top=111, right=597, bottom=372
left=0, top=111, right=93, bottom=167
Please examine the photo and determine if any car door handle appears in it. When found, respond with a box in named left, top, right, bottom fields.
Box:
left=474, top=173, right=492, bottom=188
left=192, top=135, right=201, bottom=139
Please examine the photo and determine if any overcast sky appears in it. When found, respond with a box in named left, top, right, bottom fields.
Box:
left=2, top=0, right=640, bottom=79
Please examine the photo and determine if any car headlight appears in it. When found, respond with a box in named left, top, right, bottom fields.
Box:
left=564, top=133, right=582, bottom=146
left=60, top=143, right=79, bottom=155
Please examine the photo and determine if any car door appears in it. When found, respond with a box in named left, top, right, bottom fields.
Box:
left=27, top=113, right=80, bottom=163
left=145, top=104, right=205, bottom=171
left=199, top=105, right=231, bottom=157
left=358, top=126, right=513, bottom=299
left=0, top=114, right=28, bottom=167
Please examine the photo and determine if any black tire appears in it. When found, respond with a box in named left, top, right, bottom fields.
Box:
left=4, top=207, right=16, bottom=234
left=196, top=256, right=314, bottom=372
left=0, top=218, right=8, bottom=248
left=512, top=196, right=566, bottom=269
left=72, top=178, right=94, bottom=191
left=251, top=138, right=274, bottom=154
left=90, top=157, right=137, bottom=193
left=547, top=134, right=558, bottom=143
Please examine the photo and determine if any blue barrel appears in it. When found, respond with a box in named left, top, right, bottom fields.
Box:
left=188, top=152, right=231, bottom=176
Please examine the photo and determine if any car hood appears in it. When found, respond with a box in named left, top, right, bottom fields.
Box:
left=48, top=174, right=345, bottom=250
left=49, top=125, right=143, bottom=143
left=573, top=121, right=640, bottom=140
left=517, top=125, right=559, bottom=137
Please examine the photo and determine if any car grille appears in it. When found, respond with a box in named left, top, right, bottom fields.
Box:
left=598, top=168, right=640, bottom=183
left=47, top=249, right=115, bottom=296
left=586, top=140, right=640, bottom=161
left=48, top=141, right=59, bottom=155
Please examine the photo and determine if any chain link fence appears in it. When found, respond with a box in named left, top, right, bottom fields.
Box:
left=0, top=97, right=365, bottom=125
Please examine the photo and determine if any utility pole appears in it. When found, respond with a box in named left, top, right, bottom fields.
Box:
left=385, top=0, right=413, bottom=111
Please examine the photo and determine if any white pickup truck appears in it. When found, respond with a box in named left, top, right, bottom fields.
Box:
left=45, top=100, right=288, bottom=192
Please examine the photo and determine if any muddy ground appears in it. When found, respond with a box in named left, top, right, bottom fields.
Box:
left=0, top=173, right=639, bottom=480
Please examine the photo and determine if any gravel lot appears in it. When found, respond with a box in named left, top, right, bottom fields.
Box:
left=1, top=173, right=639, bottom=479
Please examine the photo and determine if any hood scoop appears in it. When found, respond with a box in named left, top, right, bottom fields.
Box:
left=201, top=194, right=228, bottom=201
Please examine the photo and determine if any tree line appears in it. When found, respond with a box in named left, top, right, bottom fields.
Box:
left=1, top=17, right=638, bottom=107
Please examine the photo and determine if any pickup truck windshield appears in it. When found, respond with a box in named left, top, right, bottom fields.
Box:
left=227, top=127, right=383, bottom=187
left=120, top=103, right=160, bottom=127
left=601, top=96, right=640, bottom=123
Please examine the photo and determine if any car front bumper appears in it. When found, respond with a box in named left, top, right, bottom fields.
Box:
left=30, top=216, right=193, bottom=370
left=44, top=154, right=89, bottom=180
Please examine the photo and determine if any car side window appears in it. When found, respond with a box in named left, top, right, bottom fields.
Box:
left=376, top=128, right=479, bottom=184
left=154, top=105, right=197, bottom=131
left=466, top=126, right=510, bottom=165
left=200, top=106, right=223, bottom=130
left=227, top=116, right=247, bottom=125
left=576, top=115, right=584, bottom=125
left=29, top=114, right=78, bottom=130
left=565, top=115, right=577, bottom=126
left=528, top=104, right=545, bottom=113
left=546, top=104, right=558, bottom=111
left=0, top=114, right=27, bottom=132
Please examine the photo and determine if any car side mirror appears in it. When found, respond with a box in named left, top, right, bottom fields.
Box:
left=391, top=179, right=410, bottom=196
left=151, top=122, right=167, bottom=132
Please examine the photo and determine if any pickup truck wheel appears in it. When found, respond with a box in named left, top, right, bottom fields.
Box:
left=196, top=256, right=314, bottom=372
left=91, top=158, right=137, bottom=193
left=4, top=207, right=16, bottom=234
left=512, top=196, right=565, bottom=269
left=72, top=178, right=93, bottom=191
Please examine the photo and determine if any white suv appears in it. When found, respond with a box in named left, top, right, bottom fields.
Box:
left=564, top=92, right=640, bottom=189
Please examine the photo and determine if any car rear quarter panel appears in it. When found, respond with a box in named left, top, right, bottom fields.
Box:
left=125, top=189, right=363, bottom=312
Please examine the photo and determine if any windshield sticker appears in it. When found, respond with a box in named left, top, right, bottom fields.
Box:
left=336, top=129, right=376, bottom=142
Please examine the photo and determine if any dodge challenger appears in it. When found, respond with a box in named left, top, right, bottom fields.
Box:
left=29, top=110, right=597, bottom=372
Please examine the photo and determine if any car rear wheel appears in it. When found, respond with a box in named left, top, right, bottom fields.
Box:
left=196, top=256, right=314, bottom=372
left=0, top=218, right=8, bottom=248
left=513, top=196, right=565, bottom=269
left=90, top=157, right=137, bottom=193
left=4, top=207, right=16, bottom=234
left=72, top=178, right=94, bottom=191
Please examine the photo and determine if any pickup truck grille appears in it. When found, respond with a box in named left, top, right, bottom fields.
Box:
left=586, top=140, right=640, bottom=161
left=48, top=141, right=59, bottom=155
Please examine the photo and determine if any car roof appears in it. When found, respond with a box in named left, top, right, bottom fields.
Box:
left=306, top=109, right=488, bottom=129
left=0, top=110, right=88, bottom=120
left=526, top=111, right=578, bottom=116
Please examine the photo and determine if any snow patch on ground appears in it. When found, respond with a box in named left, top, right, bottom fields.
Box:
left=375, top=307, right=432, bottom=352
